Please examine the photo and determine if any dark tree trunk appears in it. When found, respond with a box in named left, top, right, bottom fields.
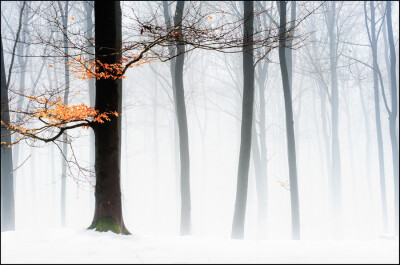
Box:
left=278, top=0, right=300, bottom=240
left=1, top=38, right=15, bottom=232
left=385, top=1, right=399, bottom=236
left=231, top=1, right=254, bottom=239
left=173, top=0, right=192, bottom=236
left=88, top=1, right=129, bottom=235
left=286, top=1, right=296, bottom=91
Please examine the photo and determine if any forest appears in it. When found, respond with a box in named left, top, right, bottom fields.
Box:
left=1, top=1, right=399, bottom=263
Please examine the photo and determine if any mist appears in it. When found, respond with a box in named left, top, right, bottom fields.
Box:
left=1, top=1, right=399, bottom=263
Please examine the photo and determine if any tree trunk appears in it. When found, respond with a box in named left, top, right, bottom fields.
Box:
left=357, top=82, right=373, bottom=197
left=251, top=111, right=267, bottom=237
left=286, top=1, right=296, bottom=92
left=278, top=0, right=300, bottom=240
left=385, top=1, right=399, bottom=236
left=365, top=1, right=388, bottom=233
left=1, top=38, right=15, bottom=232
left=326, top=2, right=342, bottom=226
left=12, top=5, right=29, bottom=173
left=88, top=1, right=129, bottom=235
left=58, top=0, right=70, bottom=228
left=162, top=1, right=181, bottom=225
left=173, top=1, right=192, bottom=236
left=231, top=1, right=254, bottom=239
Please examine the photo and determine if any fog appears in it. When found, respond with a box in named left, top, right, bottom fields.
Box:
left=1, top=1, right=399, bottom=263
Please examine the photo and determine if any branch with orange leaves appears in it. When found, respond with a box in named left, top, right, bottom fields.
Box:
left=1, top=95, right=119, bottom=147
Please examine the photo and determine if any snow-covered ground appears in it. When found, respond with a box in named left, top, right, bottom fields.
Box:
left=1, top=228, right=398, bottom=264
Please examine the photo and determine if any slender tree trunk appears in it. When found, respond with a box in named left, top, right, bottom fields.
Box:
left=286, top=1, right=296, bottom=91
left=385, top=1, right=399, bottom=236
left=357, top=82, right=373, bottom=197
left=365, top=1, right=388, bottom=233
left=58, top=0, right=69, bottom=228
left=12, top=5, right=29, bottom=173
left=1, top=38, right=15, bottom=232
left=88, top=1, right=129, bottom=235
left=343, top=86, right=357, bottom=197
left=251, top=111, right=267, bottom=237
left=232, top=1, right=254, bottom=239
left=312, top=87, right=328, bottom=190
left=162, top=1, right=181, bottom=224
left=255, top=63, right=268, bottom=237
left=326, top=2, right=342, bottom=226
left=173, top=1, right=192, bottom=235
left=278, top=0, right=300, bottom=240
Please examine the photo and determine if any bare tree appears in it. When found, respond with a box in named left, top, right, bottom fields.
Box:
left=232, top=0, right=254, bottom=239
left=278, top=0, right=300, bottom=240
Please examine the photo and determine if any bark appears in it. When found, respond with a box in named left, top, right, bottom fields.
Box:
left=89, top=1, right=129, bottom=235
left=1, top=38, right=15, bottom=232
left=231, top=1, right=254, bottom=239
left=173, top=1, right=192, bottom=235
left=385, top=1, right=399, bottom=236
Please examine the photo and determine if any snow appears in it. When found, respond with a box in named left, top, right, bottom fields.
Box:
left=1, top=228, right=398, bottom=264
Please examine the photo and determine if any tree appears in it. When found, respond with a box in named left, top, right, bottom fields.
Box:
left=231, top=0, right=254, bottom=239
left=278, top=0, right=300, bottom=240
left=173, top=0, right=192, bottom=236
left=87, top=1, right=129, bottom=234
left=385, top=0, right=399, bottom=236
left=324, top=2, right=342, bottom=229
left=57, top=0, right=70, bottom=228
left=1, top=37, right=15, bottom=233
left=364, top=0, right=388, bottom=233
left=1, top=1, right=26, bottom=232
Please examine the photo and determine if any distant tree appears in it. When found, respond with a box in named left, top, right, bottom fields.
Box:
left=385, top=1, right=399, bottom=236
left=364, top=0, right=389, bottom=233
left=278, top=0, right=300, bottom=240
left=0, top=1, right=26, bottom=232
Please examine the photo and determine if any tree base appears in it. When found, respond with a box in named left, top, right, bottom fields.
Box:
left=88, top=216, right=131, bottom=235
